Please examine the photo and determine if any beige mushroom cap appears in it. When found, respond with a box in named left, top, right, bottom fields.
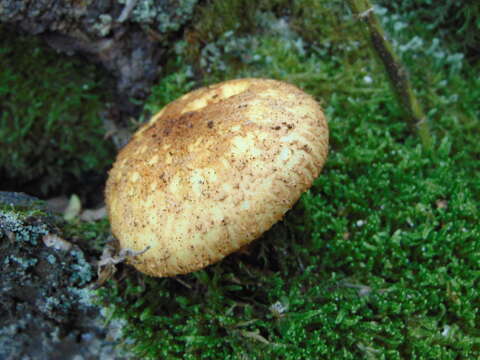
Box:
left=105, top=78, right=328, bottom=277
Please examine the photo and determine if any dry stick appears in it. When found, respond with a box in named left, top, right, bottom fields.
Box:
left=346, top=0, right=433, bottom=150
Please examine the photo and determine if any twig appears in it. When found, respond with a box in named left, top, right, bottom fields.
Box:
left=346, top=0, right=433, bottom=150
left=95, top=240, right=150, bottom=287
left=117, top=0, right=139, bottom=23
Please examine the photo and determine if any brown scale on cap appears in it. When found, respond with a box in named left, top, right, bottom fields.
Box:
left=105, top=78, right=329, bottom=277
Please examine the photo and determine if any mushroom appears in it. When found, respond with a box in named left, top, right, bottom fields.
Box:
left=105, top=78, right=328, bottom=277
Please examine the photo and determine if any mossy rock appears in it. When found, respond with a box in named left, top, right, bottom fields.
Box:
left=0, top=192, right=123, bottom=360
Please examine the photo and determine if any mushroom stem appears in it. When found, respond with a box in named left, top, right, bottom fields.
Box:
left=347, top=0, right=433, bottom=150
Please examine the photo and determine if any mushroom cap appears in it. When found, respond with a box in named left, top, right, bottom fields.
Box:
left=105, top=78, right=328, bottom=277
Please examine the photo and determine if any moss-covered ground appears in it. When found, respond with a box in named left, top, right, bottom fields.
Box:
left=0, top=26, right=115, bottom=196
left=2, top=0, right=479, bottom=359
left=96, top=1, right=480, bottom=359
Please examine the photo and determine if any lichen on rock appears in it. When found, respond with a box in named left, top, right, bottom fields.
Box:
left=118, top=0, right=198, bottom=33
left=0, top=192, right=123, bottom=360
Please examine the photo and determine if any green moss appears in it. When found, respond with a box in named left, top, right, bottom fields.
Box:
left=141, top=63, right=195, bottom=120
left=290, top=0, right=355, bottom=47
left=98, top=114, right=480, bottom=359
left=179, top=0, right=374, bottom=96
left=184, top=0, right=290, bottom=66
left=63, top=218, right=112, bottom=254
left=377, top=0, right=480, bottom=62
left=0, top=27, right=115, bottom=195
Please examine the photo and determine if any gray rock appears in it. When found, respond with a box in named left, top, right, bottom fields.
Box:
left=0, top=192, right=127, bottom=360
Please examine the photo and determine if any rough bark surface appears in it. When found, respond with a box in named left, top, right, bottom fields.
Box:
left=0, top=0, right=197, bottom=104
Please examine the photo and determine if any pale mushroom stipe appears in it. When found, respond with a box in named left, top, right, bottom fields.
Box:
left=105, top=78, right=329, bottom=277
